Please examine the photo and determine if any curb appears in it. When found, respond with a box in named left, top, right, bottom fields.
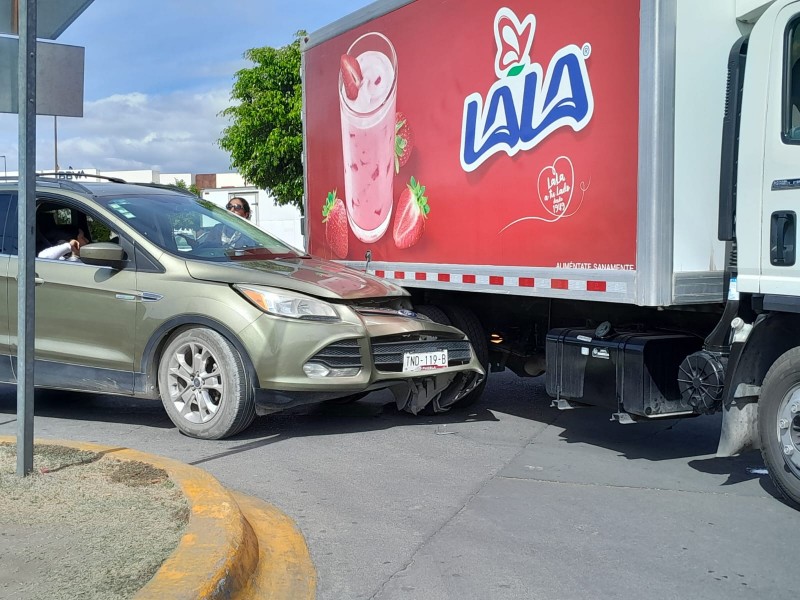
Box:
left=0, top=436, right=316, bottom=599
left=232, top=491, right=317, bottom=599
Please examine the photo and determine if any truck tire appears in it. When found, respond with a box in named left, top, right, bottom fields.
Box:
left=442, top=305, right=488, bottom=408
left=158, top=327, right=256, bottom=440
left=758, top=347, right=800, bottom=509
left=413, top=304, right=451, bottom=326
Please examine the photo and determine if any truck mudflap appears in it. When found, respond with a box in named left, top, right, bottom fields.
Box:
left=716, top=393, right=760, bottom=457
left=391, top=370, right=484, bottom=414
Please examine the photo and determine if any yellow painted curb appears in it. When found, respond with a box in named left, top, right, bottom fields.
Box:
left=232, top=491, right=316, bottom=600
left=0, top=436, right=313, bottom=599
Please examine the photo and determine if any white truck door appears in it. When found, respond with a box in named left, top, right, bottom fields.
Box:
left=759, top=5, right=800, bottom=295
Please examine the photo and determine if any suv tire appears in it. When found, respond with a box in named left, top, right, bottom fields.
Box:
left=158, top=327, right=255, bottom=439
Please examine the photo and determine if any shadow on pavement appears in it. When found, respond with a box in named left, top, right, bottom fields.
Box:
left=471, top=373, right=776, bottom=496
left=0, top=374, right=777, bottom=501
left=0, top=383, right=501, bottom=452
left=189, top=392, right=503, bottom=464
left=689, top=452, right=789, bottom=506
left=0, top=384, right=174, bottom=429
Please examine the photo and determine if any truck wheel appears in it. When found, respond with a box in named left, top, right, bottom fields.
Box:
left=413, top=304, right=451, bottom=326
left=158, top=327, right=256, bottom=440
left=758, top=347, right=800, bottom=509
left=442, top=305, right=488, bottom=408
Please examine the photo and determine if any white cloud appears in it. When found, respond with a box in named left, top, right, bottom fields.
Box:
left=54, top=88, right=234, bottom=173
left=0, top=87, right=235, bottom=175
left=0, top=0, right=377, bottom=177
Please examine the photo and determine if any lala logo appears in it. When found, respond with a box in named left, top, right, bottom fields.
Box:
left=460, top=8, right=594, bottom=172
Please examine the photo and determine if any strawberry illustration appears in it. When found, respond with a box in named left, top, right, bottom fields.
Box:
left=392, top=177, right=429, bottom=249
left=322, top=190, right=348, bottom=259
left=340, top=54, right=363, bottom=101
left=395, top=112, right=413, bottom=173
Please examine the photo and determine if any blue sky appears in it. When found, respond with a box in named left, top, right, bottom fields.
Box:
left=0, top=0, right=373, bottom=174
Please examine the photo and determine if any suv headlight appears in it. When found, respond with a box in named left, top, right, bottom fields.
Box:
left=235, top=285, right=340, bottom=321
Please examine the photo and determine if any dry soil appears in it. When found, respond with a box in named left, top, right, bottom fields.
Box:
left=0, top=442, right=188, bottom=600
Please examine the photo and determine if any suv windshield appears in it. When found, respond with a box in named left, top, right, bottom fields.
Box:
left=97, top=193, right=303, bottom=261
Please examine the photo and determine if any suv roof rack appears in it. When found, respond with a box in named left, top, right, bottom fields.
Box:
left=35, top=172, right=128, bottom=184
left=0, top=173, right=129, bottom=195
left=0, top=173, right=198, bottom=198
left=130, top=182, right=199, bottom=197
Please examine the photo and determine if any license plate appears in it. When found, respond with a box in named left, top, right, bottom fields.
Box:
left=402, top=350, right=448, bottom=372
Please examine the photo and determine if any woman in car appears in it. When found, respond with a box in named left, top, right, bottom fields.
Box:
left=200, top=197, right=253, bottom=248
left=37, top=225, right=90, bottom=261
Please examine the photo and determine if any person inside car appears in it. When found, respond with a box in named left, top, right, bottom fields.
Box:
left=198, top=197, right=253, bottom=248
left=37, top=226, right=90, bottom=261
left=226, top=197, right=251, bottom=220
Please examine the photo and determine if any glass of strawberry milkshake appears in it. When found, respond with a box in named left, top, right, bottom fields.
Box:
left=339, top=32, right=397, bottom=243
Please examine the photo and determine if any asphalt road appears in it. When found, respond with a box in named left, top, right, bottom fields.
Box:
left=1, top=371, right=798, bottom=600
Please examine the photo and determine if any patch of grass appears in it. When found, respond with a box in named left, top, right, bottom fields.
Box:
left=0, top=442, right=99, bottom=474
left=106, top=459, right=169, bottom=487
left=0, top=444, right=189, bottom=600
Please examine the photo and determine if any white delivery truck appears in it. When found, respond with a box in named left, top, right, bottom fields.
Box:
left=301, top=0, right=800, bottom=507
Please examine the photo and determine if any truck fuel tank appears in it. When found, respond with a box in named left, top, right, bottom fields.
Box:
left=546, top=328, right=703, bottom=418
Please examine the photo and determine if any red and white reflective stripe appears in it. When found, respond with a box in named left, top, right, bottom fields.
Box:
left=371, top=270, right=627, bottom=293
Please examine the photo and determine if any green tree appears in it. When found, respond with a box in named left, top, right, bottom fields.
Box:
left=174, top=178, right=201, bottom=198
left=219, top=32, right=305, bottom=213
left=172, top=179, right=203, bottom=231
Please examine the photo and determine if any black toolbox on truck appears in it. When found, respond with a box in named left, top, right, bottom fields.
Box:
left=545, top=328, right=702, bottom=417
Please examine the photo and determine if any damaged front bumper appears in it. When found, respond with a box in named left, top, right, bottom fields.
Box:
left=253, top=310, right=485, bottom=416
left=255, top=368, right=484, bottom=415
left=390, top=369, right=484, bottom=414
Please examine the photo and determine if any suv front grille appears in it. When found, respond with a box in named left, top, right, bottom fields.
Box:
left=371, top=336, right=472, bottom=372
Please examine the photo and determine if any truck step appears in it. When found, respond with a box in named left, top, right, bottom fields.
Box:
left=551, top=398, right=589, bottom=410
left=611, top=410, right=696, bottom=424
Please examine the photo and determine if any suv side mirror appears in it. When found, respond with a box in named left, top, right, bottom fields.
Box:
left=80, top=242, right=127, bottom=270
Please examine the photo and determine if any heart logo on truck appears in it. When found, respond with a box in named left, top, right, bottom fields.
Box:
left=537, top=156, right=574, bottom=218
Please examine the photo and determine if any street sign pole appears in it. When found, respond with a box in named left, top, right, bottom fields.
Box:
left=16, top=0, right=36, bottom=476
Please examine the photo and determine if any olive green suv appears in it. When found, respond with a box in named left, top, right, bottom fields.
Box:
left=0, top=177, right=484, bottom=439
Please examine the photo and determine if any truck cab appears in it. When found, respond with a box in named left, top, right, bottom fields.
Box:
left=717, top=0, right=800, bottom=508
left=737, top=1, right=800, bottom=294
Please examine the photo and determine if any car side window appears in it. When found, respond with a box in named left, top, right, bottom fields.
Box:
left=786, top=17, right=800, bottom=142
left=36, top=200, right=118, bottom=263
left=86, top=214, right=118, bottom=243
left=0, top=193, right=17, bottom=255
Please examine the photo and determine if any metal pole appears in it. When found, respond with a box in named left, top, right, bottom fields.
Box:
left=54, top=115, right=57, bottom=172
left=0, top=156, right=6, bottom=179
left=16, top=0, right=36, bottom=477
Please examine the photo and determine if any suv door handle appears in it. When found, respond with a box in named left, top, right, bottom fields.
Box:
left=12, top=274, right=44, bottom=285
